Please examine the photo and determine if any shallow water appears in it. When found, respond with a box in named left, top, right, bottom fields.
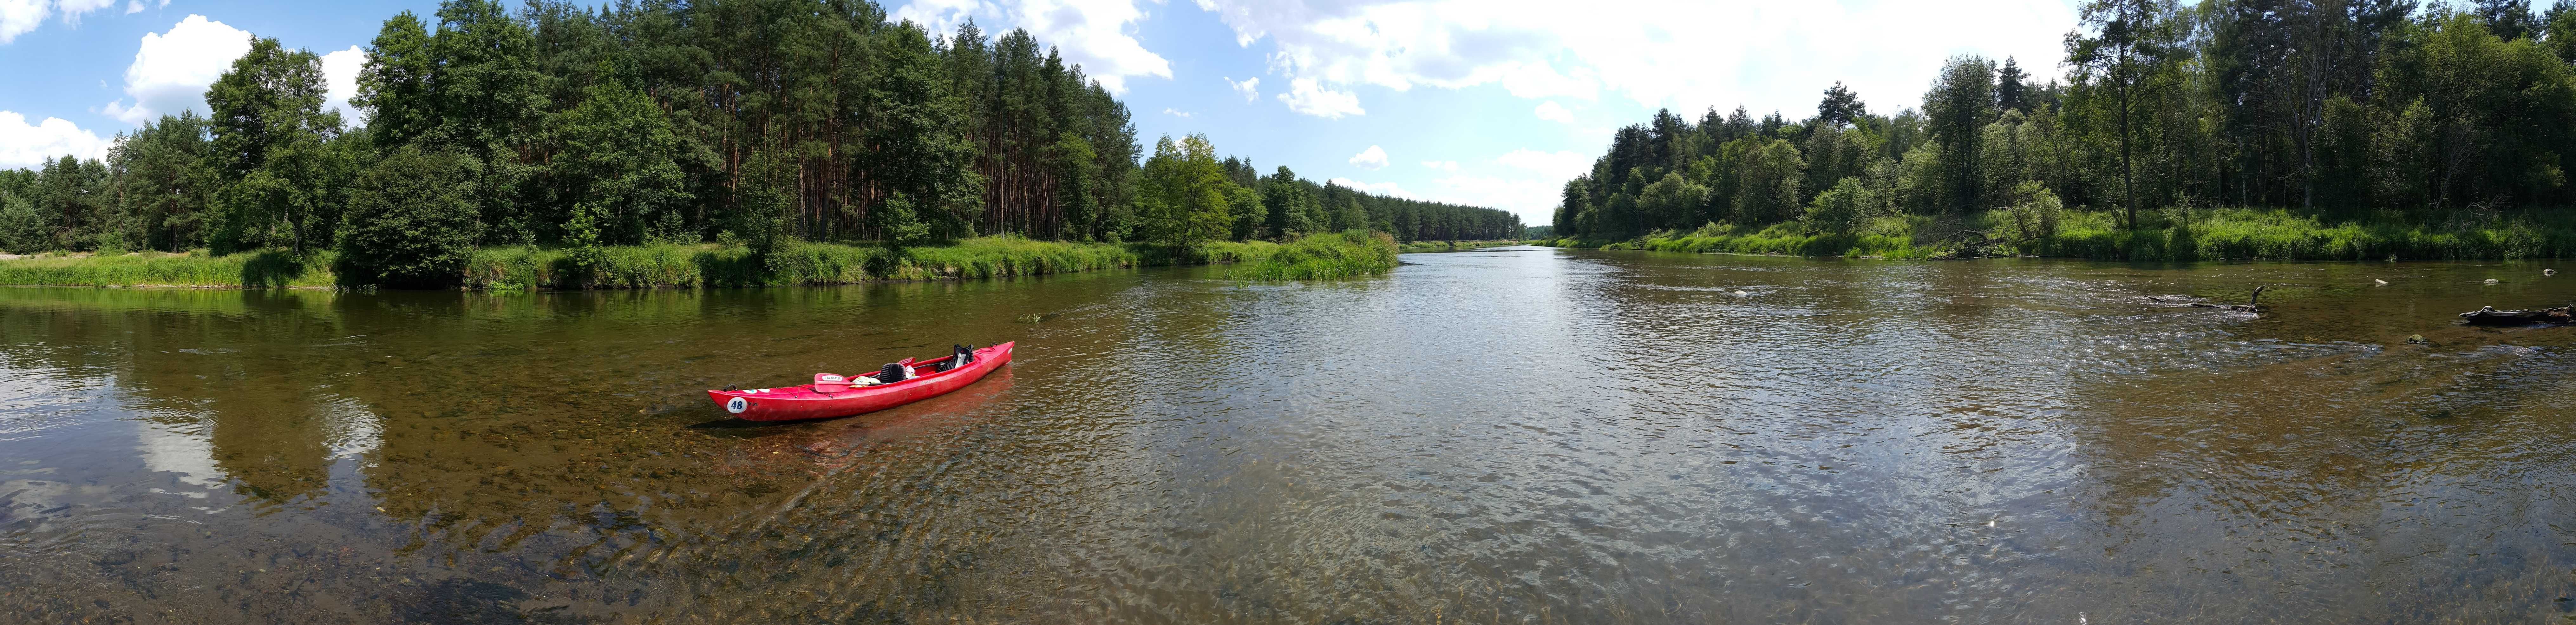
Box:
left=3, top=248, right=2574, bottom=623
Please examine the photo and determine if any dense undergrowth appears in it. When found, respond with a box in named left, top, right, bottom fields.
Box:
left=1229, top=230, right=1400, bottom=281
left=1395, top=239, right=1523, bottom=253
left=0, top=235, right=1292, bottom=289
left=1533, top=208, right=2576, bottom=261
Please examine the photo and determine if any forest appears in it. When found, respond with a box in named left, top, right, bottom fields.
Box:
left=1551, top=0, right=2576, bottom=260
left=0, top=0, right=1519, bottom=285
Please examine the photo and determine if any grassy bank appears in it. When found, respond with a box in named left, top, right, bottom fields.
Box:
left=1230, top=230, right=1399, bottom=281
left=0, top=250, right=339, bottom=288
left=1533, top=208, right=2576, bottom=261
left=1396, top=239, right=1525, bottom=253
left=0, top=236, right=1291, bottom=289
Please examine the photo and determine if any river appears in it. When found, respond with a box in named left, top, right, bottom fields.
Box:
left=3, top=247, right=2573, bottom=623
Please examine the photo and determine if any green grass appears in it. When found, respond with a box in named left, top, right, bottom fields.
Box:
left=464, top=237, right=1159, bottom=288
left=2024, top=208, right=2576, bottom=261
left=0, top=235, right=1300, bottom=289
left=1396, top=239, right=1523, bottom=253
left=1541, top=219, right=1933, bottom=259
left=1228, top=230, right=1400, bottom=281
left=0, top=249, right=339, bottom=287
left=1538, top=208, right=2576, bottom=261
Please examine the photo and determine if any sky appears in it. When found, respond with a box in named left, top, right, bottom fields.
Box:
left=9, top=0, right=2547, bottom=226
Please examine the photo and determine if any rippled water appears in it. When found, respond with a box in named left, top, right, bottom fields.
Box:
left=3, top=248, right=2574, bottom=623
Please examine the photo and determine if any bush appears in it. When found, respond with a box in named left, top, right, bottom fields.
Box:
left=0, top=193, right=43, bottom=254
left=336, top=147, right=482, bottom=287
left=1229, top=230, right=1399, bottom=280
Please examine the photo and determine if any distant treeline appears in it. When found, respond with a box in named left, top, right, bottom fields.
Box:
left=1554, top=1, right=2576, bottom=241
left=0, top=0, right=1517, bottom=285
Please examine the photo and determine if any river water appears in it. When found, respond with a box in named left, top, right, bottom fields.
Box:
left=3, top=248, right=2574, bottom=624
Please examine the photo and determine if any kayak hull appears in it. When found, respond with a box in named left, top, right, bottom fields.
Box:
left=708, top=342, right=1014, bottom=422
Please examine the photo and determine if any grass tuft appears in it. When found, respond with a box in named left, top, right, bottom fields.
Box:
left=1228, top=230, right=1400, bottom=281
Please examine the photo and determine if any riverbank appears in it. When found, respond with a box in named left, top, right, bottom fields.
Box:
left=1230, top=231, right=1401, bottom=280
left=1395, top=240, right=1525, bottom=253
left=0, top=236, right=1290, bottom=289
left=1531, top=208, right=2576, bottom=261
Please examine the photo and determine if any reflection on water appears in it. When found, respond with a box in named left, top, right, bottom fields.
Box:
left=3, top=250, right=2575, bottom=623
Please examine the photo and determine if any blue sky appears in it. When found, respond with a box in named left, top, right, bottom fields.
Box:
left=9, top=0, right=2557, bottom=225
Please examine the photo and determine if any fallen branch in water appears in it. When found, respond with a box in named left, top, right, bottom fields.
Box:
left=2458, top=305, right=2575, bottom=326
left=2146, top=286, right=2266, bottom=312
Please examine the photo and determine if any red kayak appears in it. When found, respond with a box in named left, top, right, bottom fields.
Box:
left=708, top=342, right=1014, bottom=422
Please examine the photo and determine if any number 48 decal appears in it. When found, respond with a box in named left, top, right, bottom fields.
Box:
left=726, top=397, right=749, bottom=414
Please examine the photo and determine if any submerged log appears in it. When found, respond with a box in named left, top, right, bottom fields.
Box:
left=2458, top=306, right=2576, bottom=326
left=2148, top=286, right=2266, bottom=312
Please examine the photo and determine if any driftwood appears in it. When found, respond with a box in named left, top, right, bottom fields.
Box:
left=2458, top=306, right=2576, bottom=326
left=2147, top=286, right=2266, bottom=312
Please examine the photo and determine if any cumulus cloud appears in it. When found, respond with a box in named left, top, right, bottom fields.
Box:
left=2, top=0, right=125, bottom=43
left=1382, top=149, right=1599, bottom=225
left=95, top=18, right=365, bottom=128
left=1421, top=160, right=1456, bottom=171
left=1533, top=100, right=1573, bottom=123
left=0, top=111, right=111, bottom=168
left=1328, top=177, right=1412, bottom=198
left=320, top=46, right=366, bottom=123
left=1193, top=0, right=2074, bottom=115
left=1347, top=145, right=1388, bottom=170
left=1496, top=148, right=1592, bottom=180
left=892, top=0, right=1172, bottom=93
left=122, top=0, right=164, bottom=15
left=102, top=15, right=254, bottom=125
left=1225, top=76, right=1259, bottom=102
left=1278, top=76, right=1362, bottom=118
left=1161, top=107, right=1192, bottom=117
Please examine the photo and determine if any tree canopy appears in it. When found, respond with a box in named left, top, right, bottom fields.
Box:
left=0, top=0, right=1520, bottom=268
left=1552, top=1, right=2576, bottom=241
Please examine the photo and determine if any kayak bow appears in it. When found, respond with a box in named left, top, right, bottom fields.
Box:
left=708, top=342, right=1014, bottom=422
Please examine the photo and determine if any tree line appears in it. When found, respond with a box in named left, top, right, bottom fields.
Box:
left=0, top=0, right=1518, bottom=284
left=1553, top=0, right=2576, bottom=240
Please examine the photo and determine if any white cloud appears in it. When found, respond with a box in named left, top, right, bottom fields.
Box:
left=892, top=0, right=1172, bottom=93
left=2, top=0, right=127, bottom=43
left=93, top=18, right=363, bottom=128
left=1347, top=144, right=1388, bottom=170
left=103, top=15, right=254, bottom=125
left=1420, top=173, right=1561, bottom=223
left=1193, top=0, right=2074, bottom=116
left=1496, top=148, right=1592, bottom=180
left=1278, top=76, right=1363, bottom=118
left=1533, top=100, right=1573, bottom=123
left=0, top=111, right=111, bottom=168
left=1161, top=107, right=1192, bottom=117
left=1225, top=76, right=1259, bottom=102
left=320, top=46, right=366, bottom=124
left=1328, top=177, right=1413, bottom=198
left=1363, top=149, right=1599, bottom=225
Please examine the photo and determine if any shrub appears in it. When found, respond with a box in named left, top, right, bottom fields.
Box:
left=336, top=147, right=482, bottom=287
left=1229, top=230, right=1399, bottom=280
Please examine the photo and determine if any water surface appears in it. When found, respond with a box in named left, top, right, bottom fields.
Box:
left=4, top=248, right=2574, bottom=623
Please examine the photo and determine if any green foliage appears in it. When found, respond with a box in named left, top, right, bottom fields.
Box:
left=1994, top=181, right=2063, bottom=244
left=1802, top=177, right=1872, bottom=233
left=337, top=147, right=482, bottom=287
left=0, top=250, right=336, bottom=288
left=549, top=81, right=689, bottom=247
left=205, top=36, right=348, bottom=254
left=1136, top=134, right=1238, bottom=248
left=0, top=193, right=43, bottom=253
left=1542, top=0, right=2575, bottom=263
left=1228, top=230, right=1399, bottom=281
